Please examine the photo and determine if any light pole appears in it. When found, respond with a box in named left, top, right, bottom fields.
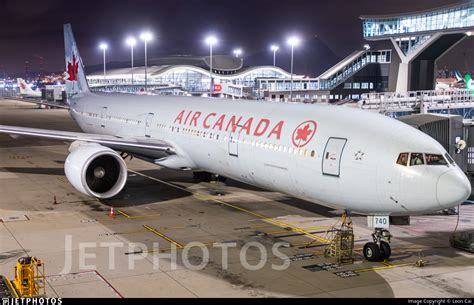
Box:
left=287, top=36, right=300, bottom=102
left=126, top=37, right=136, bottom=86
left=205, top=35, right=217, bottom=93
left=99, top=43, right=108, bottom=81
left=233, top=48, right=242, bottom=58
left=270, top=45, right=279, bottom=67
left=140, top=31, right=152, bottom=91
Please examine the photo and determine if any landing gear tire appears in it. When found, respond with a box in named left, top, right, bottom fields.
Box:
left=192, top=171, right=213, bottom=182
left=213, top=174, right=227, bottom=183
left=379, top=241, right=391, bottom=260
left=363, top=242, right=380, bottom=262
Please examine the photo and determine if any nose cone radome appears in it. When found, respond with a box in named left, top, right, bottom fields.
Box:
left=437, top=170, right=471, bottom=208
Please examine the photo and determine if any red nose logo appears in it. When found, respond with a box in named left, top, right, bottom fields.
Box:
left=292, top=120, right=317, bottom=147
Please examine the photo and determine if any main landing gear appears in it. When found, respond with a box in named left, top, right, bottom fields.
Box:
left=192, top=171, right=227, bottom=183
left=363, top=228, right=392, bottom=262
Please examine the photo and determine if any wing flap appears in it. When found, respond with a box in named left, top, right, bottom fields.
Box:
left=0, top=125, right=175, bottom=154
left=10, top=97, right=70, bottom=109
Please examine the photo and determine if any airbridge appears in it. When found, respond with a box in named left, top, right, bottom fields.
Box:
left=360, top=1, right=474, bottom=93
left=313, top=2, right=474, bottom=101
left=359, top=89, right=474, bottom=115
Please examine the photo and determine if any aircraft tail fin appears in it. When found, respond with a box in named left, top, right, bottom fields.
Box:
left=63, top=23, right=90, bottom=98
left=17, top=78, right=36, bottom=95
left=454, top=70, right=464, bottom=83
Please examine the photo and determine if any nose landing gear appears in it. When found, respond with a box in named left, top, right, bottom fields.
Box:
left=363, top=228, right=392, bottom=262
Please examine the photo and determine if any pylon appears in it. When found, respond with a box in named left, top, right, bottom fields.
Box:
left=109, top=206, right=116, bottom=218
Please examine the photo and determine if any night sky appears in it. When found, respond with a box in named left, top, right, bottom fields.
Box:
left=0, top=0, right=472, bottom=77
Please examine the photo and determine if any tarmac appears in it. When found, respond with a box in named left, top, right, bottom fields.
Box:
left=0, top=98, right=473, bottom=298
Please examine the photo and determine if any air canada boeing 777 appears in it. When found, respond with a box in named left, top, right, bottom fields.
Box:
left=0, top=24, right=471, bottom=261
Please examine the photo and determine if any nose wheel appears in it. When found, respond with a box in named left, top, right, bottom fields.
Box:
left=363, top=228, right=392, bottom=261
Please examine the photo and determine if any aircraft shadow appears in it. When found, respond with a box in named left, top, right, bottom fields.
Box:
left=137, top=168, right=273, bottom=193
left=275, top=197, right=336, bottom=218
left=101, top=174, right=191, bottom=207
left=2, top=167, right=64, bottom=176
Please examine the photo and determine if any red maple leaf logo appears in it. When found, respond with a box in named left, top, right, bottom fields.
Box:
left=291, top=120, right=317, bottom=148
left=295, top=124, right=313, bottom=142
left=67, top=54, right=79, bottom=81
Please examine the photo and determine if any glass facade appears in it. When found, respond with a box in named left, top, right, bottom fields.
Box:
left=319, top=50, right=391, bottom=90
left=362, top=3, right=474, bottom=38
left=87, top=66, right=292, bottom=93
left=257, top=79, right=319, bottom=91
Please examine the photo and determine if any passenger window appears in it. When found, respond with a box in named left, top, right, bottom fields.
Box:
left=410, top=153, right=424, bottom=166
left=425, top=154, right=448, bottom=165
left=396, top=153, right=409, bottom=166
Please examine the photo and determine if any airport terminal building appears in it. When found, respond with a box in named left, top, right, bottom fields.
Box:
left=321, top=1, right=474, bottom=99
left=86, top=55, right=310, bottom=99
left=86, top=2, right=474, bottom=104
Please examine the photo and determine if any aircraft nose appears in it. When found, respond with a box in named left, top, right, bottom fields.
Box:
left=437, top=169, right=471, bottom=208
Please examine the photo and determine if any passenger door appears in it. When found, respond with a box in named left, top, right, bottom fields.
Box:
left=145, top=113, right=154, bottom=138
left=100, top=106, right=107, bottom=128
left=228, top=124, right=242, bottom=157
left=322, top=137, right=347, bottom=177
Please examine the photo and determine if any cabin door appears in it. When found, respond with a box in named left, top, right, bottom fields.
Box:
left=145, top=113, right=154, bottom=138
left=228, top=124, right=242, bottom=157
left=100, top=106, right=108, bottom=128
left=322, top=137, right=347, bottom=177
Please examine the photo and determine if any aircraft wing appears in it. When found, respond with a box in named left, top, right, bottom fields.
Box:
left=15, top=98, right=70, bottom=109
left=0, top=125, right=175, bottom=154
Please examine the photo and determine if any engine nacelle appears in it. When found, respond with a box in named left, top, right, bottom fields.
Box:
left=65, top=143, right=127, bottom=198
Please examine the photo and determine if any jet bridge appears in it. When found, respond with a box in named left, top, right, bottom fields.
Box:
left=361, top=1, right=474, bottom=92
left=315, top=2, right=474, bottom=101
left=359, top=89, right=474, bottom=114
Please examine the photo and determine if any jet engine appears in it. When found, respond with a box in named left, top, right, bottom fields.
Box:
left=65, top=142, right=127, bottom=198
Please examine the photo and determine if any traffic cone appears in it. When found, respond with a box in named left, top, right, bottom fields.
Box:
left=109, top=206, right=116, bottom=218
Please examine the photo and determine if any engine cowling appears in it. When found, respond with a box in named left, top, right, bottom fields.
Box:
left=65, top=143, right=127, bottom=198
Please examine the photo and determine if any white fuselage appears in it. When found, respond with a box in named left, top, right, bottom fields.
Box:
left=68, top=93, right=471, bottom=215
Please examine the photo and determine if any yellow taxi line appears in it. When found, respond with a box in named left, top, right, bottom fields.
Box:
left=129, top=170, right=330, bottom=244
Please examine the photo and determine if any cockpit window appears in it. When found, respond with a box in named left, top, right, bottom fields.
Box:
left=410, top=153, right=424, bottom=166
left=425, top=154, right=448, bottom=165
left=444, top=153, right=455, bottom=164
left=396, top=153, right=409, bottom=166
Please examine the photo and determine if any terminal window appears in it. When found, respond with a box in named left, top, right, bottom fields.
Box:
left=468, top=147, right=474, bottom=165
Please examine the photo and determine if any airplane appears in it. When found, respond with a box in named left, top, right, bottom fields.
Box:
left=435, top=70, right=469, bottom=90
left=0, top=24, right=471, bottom=262
left=17, top=78, right=42, bottom=98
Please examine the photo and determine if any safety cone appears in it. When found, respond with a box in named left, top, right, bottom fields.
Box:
left=109, top=206, right=116, bottom=218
